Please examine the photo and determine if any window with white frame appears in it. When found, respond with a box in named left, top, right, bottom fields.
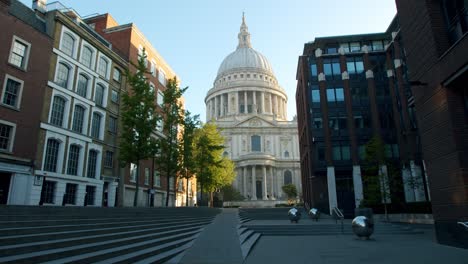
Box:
left=50, top=96, right=66, bottom=127
left=283, top=170, right=293, bottom=185
left=251, top=135, right=261, bottom=152
left=108, top=116, right=117, bottom=133
left=104, top=150, right=113, bottom=168
left=154, top=170, right=161, bottom=187
left=63, top=183, right=77, bottom=205
left=130, top=163, right=137, bottom=182
left=61, top=32, right=75, bottom=57
left=113, top=68, right=121, bottom=82
left=56, top=62, right=70, bottom=88
left=149, top=83, right=155, bottom=94
left=71, top=105, right=85, bottom=133
left=150, top=61, right=156, bottom=77
left=66, top=144, right=80, bottom=176
left=95, top=83, right=105, bottom=106
left=157, top=90, right=164, bottom=107
left=2, top=75, right=23, bottom=109
left=158, top=68, right=166, bottom=86
left=156, top=119, right=163, bottom=132
left=0, top=122, right=15, bottom=152
left=86, top=149, right=98, bottom=178
left=76, top=74, right=89, bottom=98
left=44, top=138, right=60, bottom=172
left=144, top=168, right=149, bottom=185
left=81, top=45, right=93, bottom=68
left=98, top=57, right=109, bottom=78
left=111, top=90, right=119, bottom=103
left=9, top=36, right=30, bottom=69
left=91, top=112, right=102, bottom=139
left=41, top=181, right=55, bottom=204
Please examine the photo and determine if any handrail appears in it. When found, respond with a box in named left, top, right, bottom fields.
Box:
left=331, top=207, right=344, bottom=233
left=458, top=221, right=468, bottom=230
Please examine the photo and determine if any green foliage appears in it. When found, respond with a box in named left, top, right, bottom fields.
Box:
left=220, top=185, right=245, bottom=201
left=282, top=184, right=297, bottom=205
left=119, top=49, right=158, bottom=206
left=179, top=111, right=200, bottom=206
left=193, top=122, right=235, bottom=203
left=155, top=77, right=187, bottom=207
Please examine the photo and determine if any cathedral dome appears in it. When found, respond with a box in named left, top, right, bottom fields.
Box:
left=216, top=14, right=274, bottom=78
left=217, top=47, right=274, bottom=77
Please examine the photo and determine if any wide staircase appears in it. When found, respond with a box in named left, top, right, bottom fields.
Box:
left=238, top=208, right=427, bottom=236
left=0, top=206, right=220, bottom=264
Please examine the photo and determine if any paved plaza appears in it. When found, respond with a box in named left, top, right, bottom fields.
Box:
left=0, top=207, right=466, bottom=263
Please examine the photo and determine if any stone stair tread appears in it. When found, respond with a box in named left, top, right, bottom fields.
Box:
left=241, top=232, right=261, bottom=259
left=239, top=230, right=254, bottom=244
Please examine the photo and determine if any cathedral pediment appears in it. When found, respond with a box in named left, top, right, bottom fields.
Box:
left=233, top=116, right=276, bottom=128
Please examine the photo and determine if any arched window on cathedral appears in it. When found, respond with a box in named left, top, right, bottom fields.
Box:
left=251, top=135, right=261, bottom=152
left=284, top=170, right=292, bottom=185
left=223, top=151, right=229, bottom=157
left=284, top=151, right=290, bottom=158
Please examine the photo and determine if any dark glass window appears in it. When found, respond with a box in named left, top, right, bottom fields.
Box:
left=104, top=151, right=113, bottom=168
left=327, top=89, right=336, bottom=102
left=72, top=105, right=85, bottom=133
left=3, top=78, right=21, bottom=108
left=317, top=144, right=325, bottom=161
left=111, top=90, right=119, bottom=103
left=0, top=124, right=12, bottom=151
left=95, top=84, right=105, bottom=106
left=56, top=63, right=70, bottom=88
left=63, top=183, right=77, bottom=205
left=311, top=64, right=318, bottom=77
left=40, top=181, right=55, bottom=204
left=326, top=45, right=338, bottom=54
left=312, top=90, right=321, bottom=103
left=340, top=43, right=350, bottom=53
left=98, top=57, right=108, bottom=78
left=81, top=46, right=93, bottom=68
left=283, top=170, right=293, bottom=184
left=85, top=185, right=96, bottom=206
left=66, top=145, right=80, bottom=176
left=324, top=62, right=332, bottom=76
left=335, top=88, right=344, bottom=101
left=91, top=113, right=102, bottom=138
left=50, top=96, right=66, bottom=127
left=251, top=135, right=261, bottom=152
left=77, top=74, right=88, bottom=98
left=87, top=150, right=98, bottom=178
left=442, top=0, right=468, bottom=45
left=332, top=144, right=351, bottom=160
left=332, top=61, right=341, bottom=76
left=350, top=42, right=361, bottom=52
left=372, top=40, right=384, bottom=51
left=44, top=139, right=60, bottom=172
left=61, top=33, right=75, bottom=57
left=109, top=116, right=117, bottom=133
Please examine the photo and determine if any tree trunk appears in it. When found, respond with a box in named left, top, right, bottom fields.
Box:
left=133, top=161, right=140, bottom=207
left=165, top=174, right=170, bottom=207
left=210, top=191, right=213, bottom=208
left=186, top=177, right=189, bottom=206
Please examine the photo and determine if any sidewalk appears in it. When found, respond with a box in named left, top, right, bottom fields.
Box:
left=178, top=208, right=243, bottom=264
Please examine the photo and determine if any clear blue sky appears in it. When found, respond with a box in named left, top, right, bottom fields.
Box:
left=22, top=0, right=397, bottom=122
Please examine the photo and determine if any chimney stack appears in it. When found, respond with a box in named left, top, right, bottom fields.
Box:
left=32, top=0, right=46, bottom=13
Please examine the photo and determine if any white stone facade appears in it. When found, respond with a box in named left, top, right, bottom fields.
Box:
left=206, top=15, right=301, bottom=202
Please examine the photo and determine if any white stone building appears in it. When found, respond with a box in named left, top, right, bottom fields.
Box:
left=205, top=15, right=301, bottom=203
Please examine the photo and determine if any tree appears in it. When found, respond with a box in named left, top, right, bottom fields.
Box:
left=179, top=110, right=200, bottom=206
left=282, top=184, right=298, bottom=205
left=119, top=49, right=158, bottom=207
left=193, top=122, right=233, bottom=206
left=155, top=77, right=186, bottom=207
left=221, top=185, right=245, bottom=201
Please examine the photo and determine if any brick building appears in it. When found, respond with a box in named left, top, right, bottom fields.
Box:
left=395, top=0, right=468, bottom=248
left=0, top=0, right=52, bottom=205
left=296, top=18, right=429, bottom=217
left=85, top=13, right=192, bottom=207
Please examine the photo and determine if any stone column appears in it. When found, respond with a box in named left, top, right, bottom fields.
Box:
left=274, top=95, right=278, bottom=116
left=352, top=165, right=364, bottom=208
left=283, top=99, right=287, bottom=118
left=251, top=165, right=257, bottom=200
left=261, top=92, right=265, bottom=114
left=269, top=166, right=275, bottom=199
left=235, top=92, right=239, bottom=115
left=262, top=166, right=267, bottom=200
left=253, top=91, right=257, bottom=113
left=269, top=93, right=273, bottom=114
left=242, top=166, right=247, bottom=198
left=233, top=167, right=239, bottom=190
left=327, top=166, right=337, bottom=213
left=244, top=91, right=248, bottom=113
left=220, top=94, right=224, bottom=117
left=214, top=96, right=218, bottom=119
left=276, top=168, right=282, bottom=199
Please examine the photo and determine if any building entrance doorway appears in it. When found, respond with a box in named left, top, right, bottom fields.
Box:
left=0, top=172, right=12, bottom=204
left=336, top=171, right=355, bottom=218
left=256, top=180, right=262, bottom=199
